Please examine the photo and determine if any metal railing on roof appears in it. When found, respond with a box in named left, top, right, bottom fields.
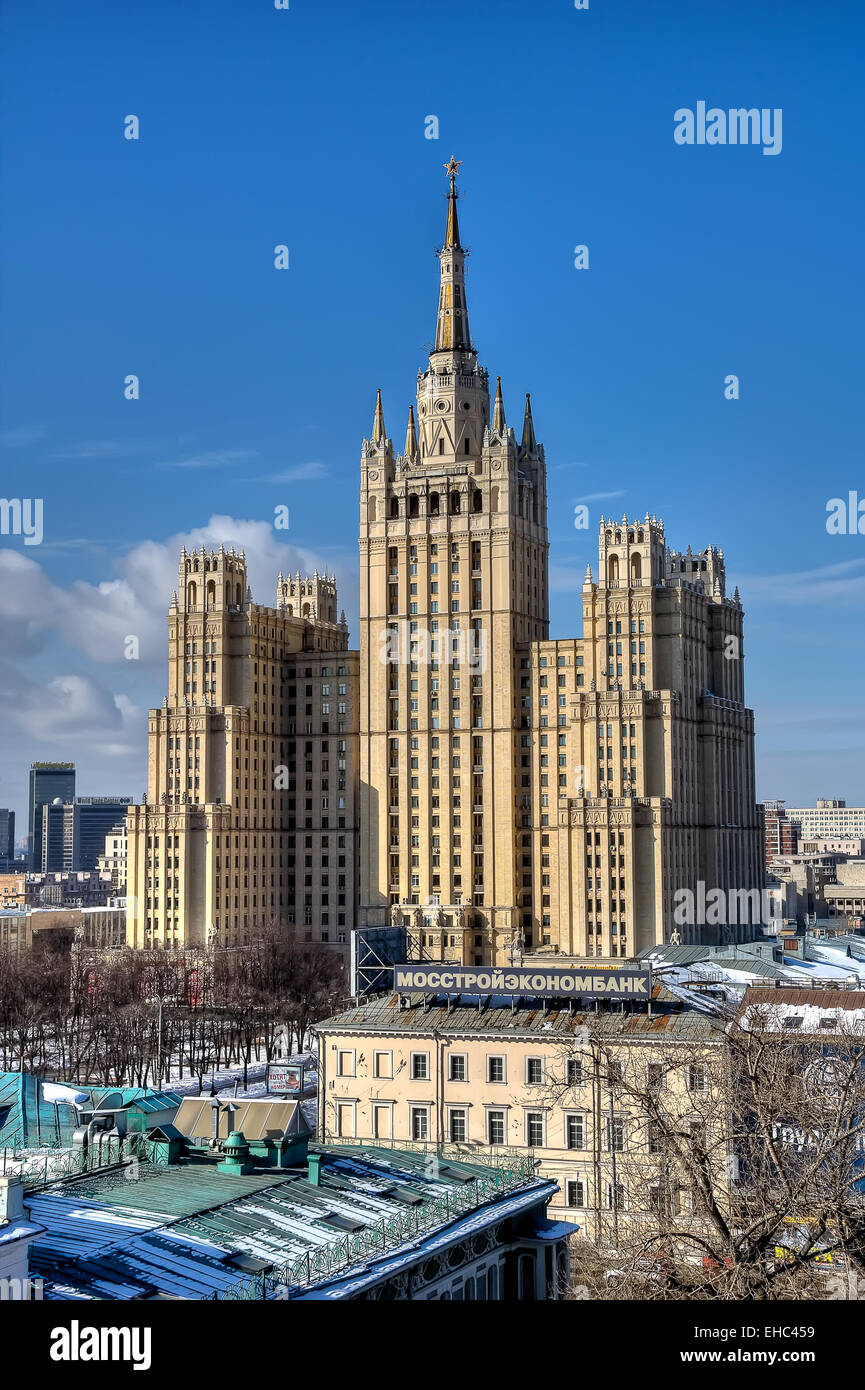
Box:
left=211, top=1151, right=536, bottom=1299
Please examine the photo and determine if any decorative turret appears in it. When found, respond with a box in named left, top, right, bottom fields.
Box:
left=177, top=544, right=247, bottom=613
left=666, top=542, right=726, bottom=600
left=276, top=570, right=344, bottom=627
left=598, top=514, right=666, bottom=589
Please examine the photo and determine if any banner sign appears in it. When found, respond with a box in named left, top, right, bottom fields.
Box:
left=266, top=1063, right=304, bottom=1095
left=393, top=964, right=652, bottom=999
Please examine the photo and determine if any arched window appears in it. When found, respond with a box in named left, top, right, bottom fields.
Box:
left=408, top=494, right=419, bottom=518
left=368, top=496, right=377, bottom=523
left=187, top=581, right=197, bottom=608
left=390, top=498, right=399, bottom=518
left=429, top=492, right=439, bottom=515
left=630, top=553, right=642, bottom=584
left=490, top=486, right=499, bottom=513
left=235, top=583, right=242, bottom=607
left=287, top=604, right=293, bottom=616
left=472, top=491, right=483, bottom=512
left=450, top=491, right=461, bottom=514
left=303, top=603, right=310, bottom=618
left=206, top=580, right=216, bottom=610
left=608, top=554, right=620, bottom=585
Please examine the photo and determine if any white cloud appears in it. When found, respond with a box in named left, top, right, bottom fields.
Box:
left=0, top=514, right=354, bottom=667
left=0, top=663, right=142, bottom=746
left=739, top=558, right=865, bottom=607
left=249, top=461, right=329, bottom=483
left=157, top=449, right=258, bottom=470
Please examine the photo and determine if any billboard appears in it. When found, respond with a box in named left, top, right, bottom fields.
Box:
left=266, top=1063, right=304, bottom=1095
left=393, top=964, right=652, bottom=1000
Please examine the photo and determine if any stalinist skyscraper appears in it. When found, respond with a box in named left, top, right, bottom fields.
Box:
left=127, top=159, right=762, bottom=966
left=358, top=159, right=762, bottom=965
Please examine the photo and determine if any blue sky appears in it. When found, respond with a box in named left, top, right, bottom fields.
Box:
left=1, top=0, right=863, bottom=833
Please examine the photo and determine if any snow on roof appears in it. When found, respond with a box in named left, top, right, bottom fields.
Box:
left=736, top=987, right=865, bottom=1034
left=27, top=1147, right=548, bottom=1301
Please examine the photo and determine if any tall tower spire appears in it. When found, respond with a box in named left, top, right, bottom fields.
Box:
left=434, top=157, right=471, bottom=353
left=372, top=387, right=386, bottom=444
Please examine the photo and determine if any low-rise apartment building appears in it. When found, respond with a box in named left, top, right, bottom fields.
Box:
left=315, top=980, right=726, bottom=1241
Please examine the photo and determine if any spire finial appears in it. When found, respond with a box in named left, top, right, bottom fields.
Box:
left=493, top=376, right=506, bottom=433
left=520, top=393, right=537, bottom=452
left=373, top=387, right=386, bottom=444
left=443, top=156, right=462, bottom=250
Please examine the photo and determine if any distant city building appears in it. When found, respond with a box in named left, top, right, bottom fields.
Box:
left=96, top=822, right=128, bottom=892
left=27, top=762, right=75, bottom=871
left=125, top=548, right=358, bottom=950
left=788, top=799, right=865, bottom=841
left=823, top=859, right=865, bottom=926
left=0, top=874, right=26, bottom=910
left=762, top=799, right=797, bottom=867
left=25, top=870, right=116, bottom=910
left=763, top=800, right=865, bottom=868
left=0, top=904, right=126, bottom=954
left=39, top=797, right=131, bottom=873
left=801, top=836, right=865, bottom=858
left=0, top=808, right=14, bottom=861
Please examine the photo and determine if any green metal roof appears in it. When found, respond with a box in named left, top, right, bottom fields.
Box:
left=28, top=1145, right=546, bottom=1300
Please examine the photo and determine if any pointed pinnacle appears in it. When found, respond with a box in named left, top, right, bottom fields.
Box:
left=493, top=376, right=506, bottom=433
left=404, top=404, right=419, bottom=461
left=373, top=388, right=386, bottom=445
left=521, top=393, right=537, bottom=452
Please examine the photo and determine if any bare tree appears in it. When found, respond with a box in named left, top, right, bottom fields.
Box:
left=555, top=1006, right=865, bottom=1301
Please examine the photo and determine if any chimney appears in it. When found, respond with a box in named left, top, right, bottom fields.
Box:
left=0, top=1175, right=24, bottom=1223
left=307, top=1151, right=323, bottom=1186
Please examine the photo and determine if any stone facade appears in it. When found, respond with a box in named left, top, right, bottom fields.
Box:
left=358, top=163, right=763, bottom=963
left=125, top=547, right=358, bottom=950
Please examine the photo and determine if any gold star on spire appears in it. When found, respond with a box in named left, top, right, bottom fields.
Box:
left=444, top=156, right=462, bottom=182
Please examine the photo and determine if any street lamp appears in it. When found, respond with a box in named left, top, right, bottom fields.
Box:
left=147, top=995, right=175, bottom=1089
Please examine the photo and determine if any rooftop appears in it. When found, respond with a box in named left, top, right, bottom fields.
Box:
left=26, top=1145, right=551, bottom=1301
left=316, top=986, right=722, bottom=1042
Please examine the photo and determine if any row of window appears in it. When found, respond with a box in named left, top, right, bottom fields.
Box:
left=336, top=1049, right=708, bottom=1095
left=335, top=1102, right=704, bottom=1154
